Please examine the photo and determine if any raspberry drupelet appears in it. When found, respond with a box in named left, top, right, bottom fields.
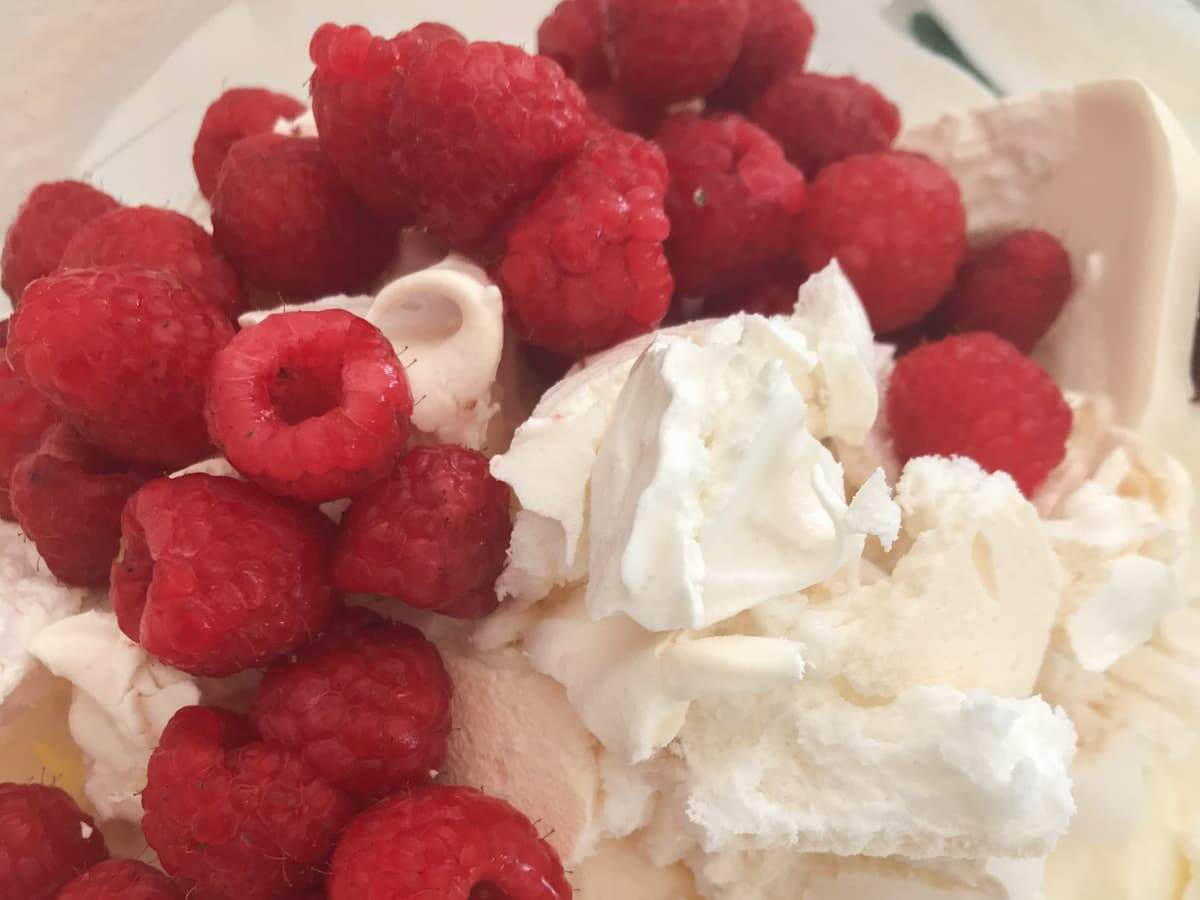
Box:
left=60, top=205, right=245, bottom=318
left=390, top=40, right=589, bottom=252
left=57, top=860, right=185, bottom=900
left=606, top=0, right=750, bottom=104
left=332, top=445, right=512, bottom=619
left=751, top=72, right=902, bottom=179
left=143, top=706, right=354, bottom=900
left=7, top=267, right=234, bottom=469
left=537, top=0, right=609, bottom=89
left=499, top=125, right=673, bottom=356
left=1, top=180, right=120, bottom=304
left=111, top=473, right=337, bottom=677
left=796, top=151, right=967, bottom=333
left=0, top=323, right=58, bottom=521
left=930, top=229, right=1075, bottom=352
left=328, top=785, right=572, bottom=900
left=657, top=112, right=807, bottom=297
left=886, top=332, right=1072, bottom=495
left=192, top=87, right=306, bottom=199
left=207, top=309, right=413, bottom=503
left=211, top=133, right=395, bottom=301
left=0, top=783, right=109, bottom=900
left=10, top=423, right=147, bottom=588
left=708, top=0, right=815, bottom=109
left=253, top=607, right=453, bottom=801
left=309, top=21, right=464, bottom=223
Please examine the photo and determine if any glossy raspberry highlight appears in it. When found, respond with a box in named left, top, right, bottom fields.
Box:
left=10, top=423, right=146, bottom=587
left=796, top=151, right=967, bottom=333
left=60, top=205, right=244, bottom=318
left=143, top=706, right=353, bottom=900
left=192, top=87, right=306, bottom=199
left=57, top=860, right=184, bottom=900
left=212, top=133, right=395, bottom=300
left=658, top=112, right=807, bottom=296
left=328, top=785, right=571, bottom=900
left=207, top=309, right=413, bottom=503
left=0, top=783, right=109, bottom=900
left=7, top=267, right=234, bottom=469
left=709, top=0, right=815, bottom=109
left=1, top=180, right=120, bottom=304
left=390, top=40, right=589, bottom=251
left=254, top=608, right=452, bottom=800
left=886, top=332, right=1072, bottom=495
left=332, top=445, right=511, bottom=618
left=111, top=473, right=337, bottom=676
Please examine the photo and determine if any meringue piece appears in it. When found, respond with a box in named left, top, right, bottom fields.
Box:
left=573, top=837, right=701, bottom=899
left=29, top=610, right=200, bottom=823
left=676, top=684, right=1077, bottom=860
left=271, top=108, right=317, bottom=137
left=237, top=293, right=373, bottom=329
left=0, top=519, right=90, bottom=702
left=524, top=588, right=805, bottom=764
left=1066, top=731, right=1145, bottom=846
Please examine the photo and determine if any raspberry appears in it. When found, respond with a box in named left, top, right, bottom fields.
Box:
left=211, top=133, right=395, bottom=300
left=8, top=267, right=234, bottom=469
left=309, top=22, right=464, bottom=222
left=10, top=423, right=146, bottom=588
left=390, top=40, right=589, bottom=252
left=709, top=0, right=815, bottom=109
left=192, top=87, right=307, bottom=199
left=143, top=706, right=353, bottom=900
left=253, top=607, right=452, bottom=800
left=657, top=112, right=807, bottom=296
left=111, top=473, right=337, bottom=676
left=796, top=151, right=967, bottom=333
left=57, top=860, right=184, bottom=900
left=59, top=205, right=244, bottom=318
left=706, top=264, right=807, bottom=318
left=537, top=0, right=609, bottom=89
left=0, top=783, right=109, bottom=900
left=585, top=87, right=665, bottom=137
left=0, top=347, right=57, bottom=522
left=929, top=229, right=1074, bottom=352
left=327, top=786, right=571, bottom=900
left=207, top=310, right=413, bottom=503
left=751, top=72, right=902, bottom=179
left=1, top=181, right=120, bottom=304
left=886, top=333, right=1072, bottom=495
left=606, top=0, right=750, bottom=104
left=332, top=445, right=511, bottom=618
left=498, top=125, right=672, bottom=356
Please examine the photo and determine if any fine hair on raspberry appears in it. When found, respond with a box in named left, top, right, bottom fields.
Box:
left=192, top=87, right=306, bottom=199
left=0, top=782, right=109, bottom=900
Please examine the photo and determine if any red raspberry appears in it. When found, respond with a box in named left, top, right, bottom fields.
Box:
left=59, top=205, right=244, bottom=318
left=390, top=40, right=589, bottom=252
left=0, top=347, right=57, bottom=522
left=657, top=112, right=807, bottom=296
left=211, top=133, right=395, bottom=301
left=709, top=0, right=815, bottom=109
left=0, top=783, right=109, bottom=900
left=309, top=22, right=464, bottom=223
left=751, top=72, right=902, bottom=179
left=498, top=126, right=672, bottom=357
left=253, top=607, right=452, bottom=801
left=606, top=0, right=750, bottom=104
left=930, top=229, right=1074, bottom=353
left=706, top=264, right=807, bottom=318
left=796, top=151, right=967, bottom=333
left=207, top=309, right=413, bottom=503
left=111, top=473, right=337, bottom=676
left=57, top=860, right=184, bottom=900
left=143, top=706, right=354, bottom=900
left=192, top=87, right=306, bottom=199
left=328, top=785, right=571, bottom=900
left=8, top=267, right=234, bottom=469
left=538, top=0, right=609, bottom=89
left=1, top=181, right=120, bottom=304
left=585, top=87, right=665, bottom=137
left=332, top=445, right=511, bottom=619
left=886, top=333, right=1072, bottom=495
left=9, top=423, right=146, bottom=588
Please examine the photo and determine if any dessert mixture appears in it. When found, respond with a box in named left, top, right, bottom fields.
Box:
left=1, top=2, right=1199, bottom=899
